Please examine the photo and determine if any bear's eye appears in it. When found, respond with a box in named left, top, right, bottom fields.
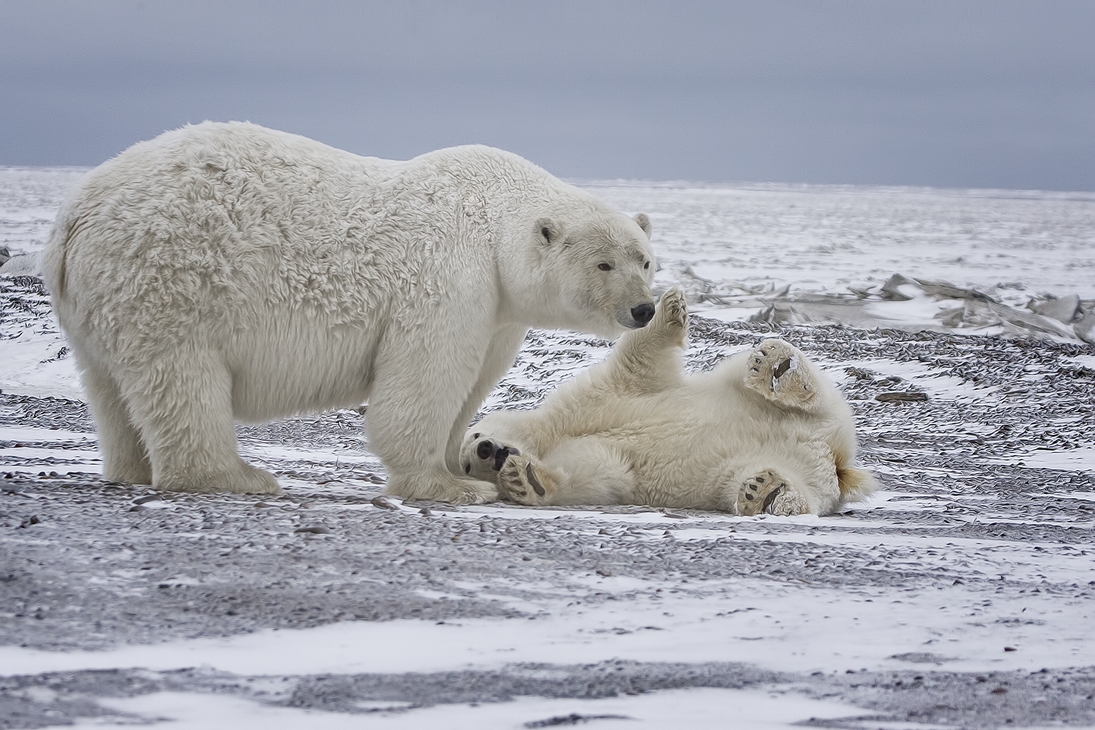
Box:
left=643, top=261, right=650, bottom=270
left=598, top=263, right=612, bottom=272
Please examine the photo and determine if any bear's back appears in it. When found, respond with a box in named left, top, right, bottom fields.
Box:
left=49, top=123, right=508, bottom=334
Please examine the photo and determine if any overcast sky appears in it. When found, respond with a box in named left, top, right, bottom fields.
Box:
left=2, top=1, right=1093, bottom=190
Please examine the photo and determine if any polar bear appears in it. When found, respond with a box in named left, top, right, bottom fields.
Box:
left=42, top=122, right=656, bottom=502
left=461, top=288, right=876, bottom=515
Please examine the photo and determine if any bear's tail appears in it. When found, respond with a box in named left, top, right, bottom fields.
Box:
left=40, top=198, right=86, bottom=303
left=837, top=465, right=878, bottom=502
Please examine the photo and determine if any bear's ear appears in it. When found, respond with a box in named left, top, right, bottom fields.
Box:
left=535, top=217, right=565, bottom=246
left=633, top=213, right=652, bottom=238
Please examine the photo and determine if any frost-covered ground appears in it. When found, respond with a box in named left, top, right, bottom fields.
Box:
left=1, top=167, right=1094, bottom=728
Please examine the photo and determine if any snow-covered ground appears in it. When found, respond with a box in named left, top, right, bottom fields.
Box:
left=593, top=180, right=1095, bottom=342
left=2, top=167, right=1094, bottom=728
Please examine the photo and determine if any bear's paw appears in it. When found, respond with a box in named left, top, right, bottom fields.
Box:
left=498, top=454, right=550, bottom=506
left=737, top=469, right=790, bottom=516
left=744, top=339, right=819, bottom=410
left=652, top=287, right=689, bottom=334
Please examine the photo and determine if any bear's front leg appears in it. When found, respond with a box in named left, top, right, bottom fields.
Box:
left=368, top=325, right=502, bottom=505
left=599, top=287, right=688, bottom=394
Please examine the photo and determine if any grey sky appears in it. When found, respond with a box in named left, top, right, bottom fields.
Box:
left=2, top=0, right=1093, bottom=190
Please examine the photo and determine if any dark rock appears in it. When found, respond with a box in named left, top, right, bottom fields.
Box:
left=875, top=391, right=929, bottom=403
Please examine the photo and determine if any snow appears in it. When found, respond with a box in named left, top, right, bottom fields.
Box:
left=2, top=167, right=1095, bottom=728
left=68, top=688, right=867, bottom=730
left=2, top=568, right=1090, bottom=679
left=5, top=169, right=1095, bottom=342
left=838, top=357, right=1001, bottom=404
left=0, top=298, right=80, bottom=399
left=1067, top=354, right=1095, bottom=371
left=989, top=446, right=1095, bottom=474
left=584, top=181, right=1095, bottom=302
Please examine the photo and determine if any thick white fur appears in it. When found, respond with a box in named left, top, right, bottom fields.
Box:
left=462, top=288, right=877, bottom=516
left=42, top=122, right=656, bottom=501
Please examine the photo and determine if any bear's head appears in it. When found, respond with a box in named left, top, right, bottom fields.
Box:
left=520, top=210, right=657, bottom=339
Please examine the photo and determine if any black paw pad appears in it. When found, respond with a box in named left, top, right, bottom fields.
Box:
left=773, top=358, right=792, bottom=380
left=762, top=483, right=786, bottom=513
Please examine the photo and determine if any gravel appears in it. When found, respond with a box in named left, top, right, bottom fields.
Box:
left=2, top=275, right=1094, bottom=727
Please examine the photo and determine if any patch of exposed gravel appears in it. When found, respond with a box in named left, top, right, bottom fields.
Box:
left=2, top=276, right=1094, bottom=727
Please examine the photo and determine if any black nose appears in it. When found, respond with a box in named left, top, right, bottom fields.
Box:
left=631, top=302, right=655, bottom=326
left=476, top=440, right=494, bottom=460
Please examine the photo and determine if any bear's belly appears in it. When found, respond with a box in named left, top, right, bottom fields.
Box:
left=226, top=320, right=382, bottom=422
left=554, top=390, right=823, bottom=497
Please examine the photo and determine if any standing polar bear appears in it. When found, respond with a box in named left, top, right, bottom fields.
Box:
left=43, top=122, right=656, bottom=502
left=462, top=289, right=877, bottom=516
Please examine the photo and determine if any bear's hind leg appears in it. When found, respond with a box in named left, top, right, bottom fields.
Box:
left=645, top=286, right=688, bottom=344
left=80, top=358, right=152, bottom=484
left=124, top=354, right=279, bottom=495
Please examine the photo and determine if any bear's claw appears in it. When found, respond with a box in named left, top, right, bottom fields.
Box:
left=654, top=287, right=688, bottom=332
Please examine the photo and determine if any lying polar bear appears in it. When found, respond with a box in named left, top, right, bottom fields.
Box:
left=461, top=288, right=877, bottom=516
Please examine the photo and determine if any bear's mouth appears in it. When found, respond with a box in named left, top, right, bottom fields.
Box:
left=492, top=446, right=518, bottom=470
left=473, top=438, right=520, bottom=471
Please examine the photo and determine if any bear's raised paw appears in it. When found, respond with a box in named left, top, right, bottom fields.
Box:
left=652, top=287, right=688, bottom=334
left=744, top=339, right=819, bottom=410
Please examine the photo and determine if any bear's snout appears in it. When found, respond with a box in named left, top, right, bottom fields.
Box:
left=474, top=438, right=520, bottom=471
left=493, top=446, right=518, bottom=470
left=631, top=302, right=656, bottom=326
